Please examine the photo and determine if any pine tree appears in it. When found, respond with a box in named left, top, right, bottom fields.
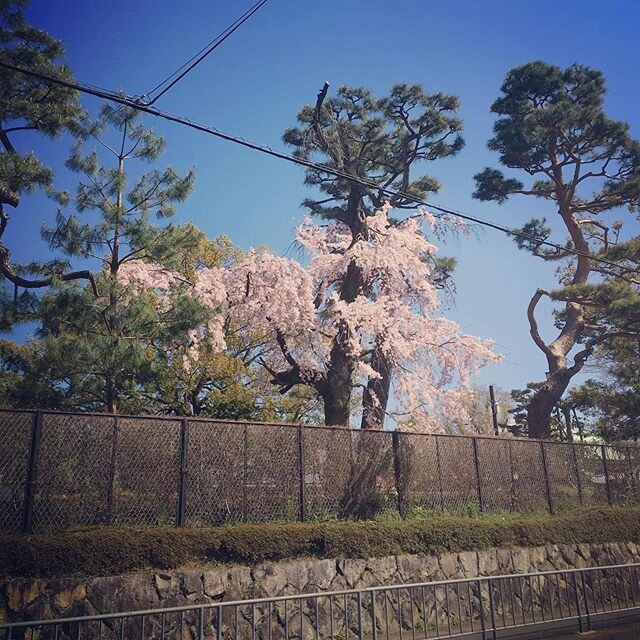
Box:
left=38, top=104, right=199, bottom=413
left=0, top=0, right=87, bottom=315
left=282, top=84, right=465, bottom=427
left=474, top=61, right=640, bottom=438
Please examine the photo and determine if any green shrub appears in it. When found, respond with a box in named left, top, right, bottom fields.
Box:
left=1, top=507, right=639, bottom=579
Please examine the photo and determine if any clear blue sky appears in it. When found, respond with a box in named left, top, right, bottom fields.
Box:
left=7, top=0, right=640, bottom=394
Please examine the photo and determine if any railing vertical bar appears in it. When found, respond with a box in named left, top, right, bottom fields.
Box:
left=303, top=597, right=307, bottom=640
left=444, top=584, right=452, bottom=637
left=631, top=566, right=638, bottom=608
left=251, top=603, right=256, bottom=640
left=342, top=593, right=349, bottom=640
left=518, top=575, right=526, bottom=625
left=314, top=598, right=319, bottom=640
left=572, top=571, right=583, bottom=633
left=539, top=575, right=547, bottom=621
left=581, top=570, right=592, bottom=631
left=384, top=591, right=390, bottom=640
left=371, top=591, right=378, bottom=640
left=556, top=573, right=564, bottom=620
left=119, top=617, right=125, bottom=640
left=217, top=604, right=223, bottom=640
left=357, top=591, right=363, bottom=640
left=527, top=575, right=536, bottom=624
left=508, top=577, right=516, bottom=627
left=285, top=598, right=290, bottom=639
left=487, top=578, right=497, bottom=640
left=160, top=613, right=165, bottom=640
left=421, top=586, right=430, bottom=638
left=397, top=588, right=404, bottom=640
left=409, top=587, right=416, bottom=640
left=433, top=585, right=440, bottom=638
left=455, top=583, right=463, bottom=637
left=466, top=582, right=474, bottom=633
left=140, top=614, right=145, bottom=640
left=498, top=578, right=506, bottom=628
left=477, top=580, right=486, bottom=640
left=21, top=410, right=43, bottom=534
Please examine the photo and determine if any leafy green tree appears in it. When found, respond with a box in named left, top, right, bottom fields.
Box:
left=283, top=83, right=464, bottom=427
left=37, top=104, right=199, bottom=413
left=474, top=61, right=640, bottom=438
left=0, top=0, right=89, bottom=312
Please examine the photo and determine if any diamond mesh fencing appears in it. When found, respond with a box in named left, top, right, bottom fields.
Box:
left=575, top=444, right=609, bottom=507
left=509, top=439, right=549, bottom=512
left=604, top=444, right=637, bottom=506
left=184, top=420, right=245, bottom=526
left=303, top=427, right=353, bottom=520
left=542, top=442, right=581, bottom=513
left=111, top=417, right=181, bottom=527
left=1, top=409, right=640, bottom=533
left=243, top=423, right=299, bottom=522
left=476, top=438, right=514, bottom=512
left=436, top=435, right=479, bottom=514
left=0, top=410, right=32, bottom=533
left=32, top=413, right=114, bottom=533
left=401, top=433, right=440, bottom=512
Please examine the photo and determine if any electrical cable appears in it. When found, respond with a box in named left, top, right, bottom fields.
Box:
left=144, top=0, right=268, bottom=104
left=0, top=58, right=634, bottom=276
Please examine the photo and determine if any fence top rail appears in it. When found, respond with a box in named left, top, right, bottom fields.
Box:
left=2, top=562, right=638, bottom=630
left=1, top=406, right=638, bottom=449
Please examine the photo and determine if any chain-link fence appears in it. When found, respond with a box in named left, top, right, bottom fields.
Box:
left=0, top=408, right=637, bottom=534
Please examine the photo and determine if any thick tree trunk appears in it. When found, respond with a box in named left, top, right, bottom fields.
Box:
left=360, top=347, right=391, bottom=429
left=323, top=323, right=355, bottom=426
left=526, top=369, right=573, bottom=438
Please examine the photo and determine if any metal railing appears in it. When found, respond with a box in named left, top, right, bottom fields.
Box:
left=1, top=563, right=639, bottom=639
left=1, top=408, right=639, bottom=534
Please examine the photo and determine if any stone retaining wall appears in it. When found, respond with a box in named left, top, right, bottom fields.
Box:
left=1, top=541, right=638, bottom=625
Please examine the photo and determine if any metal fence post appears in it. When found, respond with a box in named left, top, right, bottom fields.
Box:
left=391, top=430, right=406, bottom=518
left=601, top=445, right=613, bottom=506
left=627, top=448, right=638, bottom=503
left=242, top=424, right=249, bottom=522
left=297, top=425, right=306, bottom=522
left=105, top=416, right=119, bottom=526
left=570, top=443, right=584, bottom=507
left=507, top=440, right=516, bottom=512
left=22, top=410, right=43, bottom=534
left=435, top=435, right=445, bottom=510
left=540, top=441, right=554, bottom=514
left=176, top=419, right=189, bottom=527
left=472, top=437, right=484, bottom=513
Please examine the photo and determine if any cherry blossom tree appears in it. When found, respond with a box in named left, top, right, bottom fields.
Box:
left=120, top=206, right=498, bottom=429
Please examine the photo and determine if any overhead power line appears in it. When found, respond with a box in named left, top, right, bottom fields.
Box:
left=145, top=0, right=268, bottom=104
left=0, top=58, right=633, bottom=276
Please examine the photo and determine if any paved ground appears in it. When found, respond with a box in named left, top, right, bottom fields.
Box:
left=552, top=623, right=640, bottom=640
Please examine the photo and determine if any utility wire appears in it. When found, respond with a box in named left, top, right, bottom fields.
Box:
left=0, top=58, right=634, bottom=276
left=144, top=0, right=268, bottom=104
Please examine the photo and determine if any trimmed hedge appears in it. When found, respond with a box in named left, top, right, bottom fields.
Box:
left=2, top=507, right=640, bottom=579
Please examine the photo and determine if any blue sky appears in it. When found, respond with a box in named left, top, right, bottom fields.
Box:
left=7, top=0, right=640, bottom=394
